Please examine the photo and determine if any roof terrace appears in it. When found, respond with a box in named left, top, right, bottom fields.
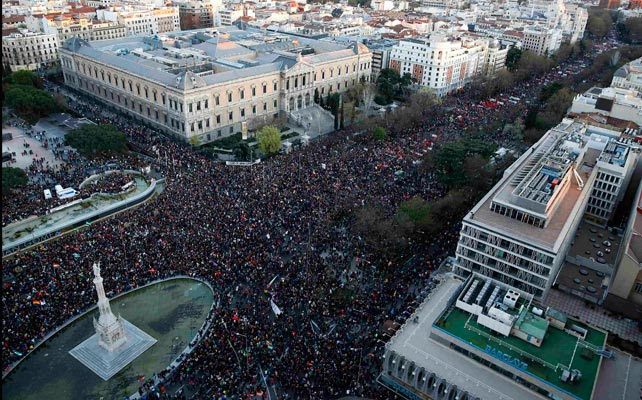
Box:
left=434, top=301, right=607, bottom=400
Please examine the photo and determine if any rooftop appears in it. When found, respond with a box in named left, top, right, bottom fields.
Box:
left=466, top=120, right=592, bottom=252
left=62, top=26, right=368, bottom=90
left=385, top=275, right=542, bottom=400
left=435, top=301, right=607, bottom=400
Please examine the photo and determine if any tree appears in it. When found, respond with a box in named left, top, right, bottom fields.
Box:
left=373, top=126, right=386, bottom=141
left=2, top=167, right=28, bottom=195
left=397, top=196, right=432, bottom=231
left=433, top=137, right=496, bottom=189
left=617, top=17, right=642, bottom=44
left=257, top=125, right=281, bottom=155
left=3, top=85, right=57, bottom=123
left=3, top=70, right=40, bottom=87
left=505, top=46, right=522, bottom=71
left=325, top=93, right=341, bottom=115
left=503, top=118, right=525, bottom=142
left=65, top=124, right=128, bottom=155
left=360, top=83, right=376, bottom=116
left=189, top=136, right=201, bottom=147
left=535, top=88, right=575, bottom=130
left=353, top=204, right=410, bottom=254
left=586, top=9, right=612, bottom=38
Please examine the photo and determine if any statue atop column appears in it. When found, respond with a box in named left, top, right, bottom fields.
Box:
left=91, top=262, right=127, bottom=352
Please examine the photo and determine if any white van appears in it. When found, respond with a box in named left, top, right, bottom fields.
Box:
left=57, top=188, right=78, bottom=200
left=43, top=189, right=52, bottom=200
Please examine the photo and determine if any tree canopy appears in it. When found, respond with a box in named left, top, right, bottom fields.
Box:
left=617, top=17, right=642, bottom=44
left=3, top=84, right=57, bottom=123
left=65, top=124, right=128, bottom=156
left=2, top=167, right=28, bottom=195
left=3, top=70, right=41, bottom=87
left=372, top=126, right=386, bottom=141
left=586, top=8, right=613, bottom=39
left=257, top=125, right=281, bottom=155
left=432, top=137, right=497, bottom=189
left=376, top=68, right=412, bottom=104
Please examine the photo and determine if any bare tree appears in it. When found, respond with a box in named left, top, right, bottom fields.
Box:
left=610, top=50, right=621, bottom=67
left=361, top=84, right=376, bottom=117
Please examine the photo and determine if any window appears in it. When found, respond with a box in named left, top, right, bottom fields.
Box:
left=273, top=99, right=277, bottom=108
left=215, top=95, right=220, bottom=106
left=204, top=99, right=208, bottom=109
left=206, top=118, right=210, bottom=128
left=252, top=105, right=256, bottom=114
left=189, top=103, right=193, bottom=112
left=191, top=123, right=195, bottom=132
left=228, top=111, right=233, bottom=121
left=240, top=108, right=245, bottom=117
left=273, top=81, right=277, bottom=91
left=263, top=102, right=267, bottom=111
left=228, top=92, right=232, bottom=102
left=263, top=83, right=267, bottom=94
left=197, top=101, right=201, bottom=111
left=216, top=115, right=221, bottom=123
left=252, top=87, right=256, bottom=96
left=634, top=282, right=642, bottom=294
left=240, top=89, right=244, bottom=100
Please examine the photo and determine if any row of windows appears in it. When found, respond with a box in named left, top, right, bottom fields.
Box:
left=585, top=205, right=609, bottom=219
left=490, top=202, right=546, bottom=228
left=463, top=224, right=554, bottom=265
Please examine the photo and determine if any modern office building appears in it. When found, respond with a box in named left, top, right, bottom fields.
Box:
left=59, top=27, right=372, bottom=144
left=604, top=182, right=642, bottom=318
left=453, top=119, right=638, bottom=300
left=380, top=273, right=610, bottom=400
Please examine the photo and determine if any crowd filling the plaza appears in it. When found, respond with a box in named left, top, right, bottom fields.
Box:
left=1, top=40, right=625, bottom=399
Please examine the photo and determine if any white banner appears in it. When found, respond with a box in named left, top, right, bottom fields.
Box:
left=270, top=299, right=282, bottom=316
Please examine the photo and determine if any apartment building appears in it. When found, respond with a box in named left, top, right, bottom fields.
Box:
left=219, top=6, right=243, bottom=26
left=389, top=34, right=507, bottom=96
left=178, top=1, right=214, bottom=30
left=26, top=14, right=127, bottom=42
left=453, top=119, right=638, bottom=300
left=522, top=26, right=562, bottom=57
left=1, top=29, right=58, bottom=71
left=59, top=27, right=371, bottom=144
left=99, top=7, right=180, bottom=36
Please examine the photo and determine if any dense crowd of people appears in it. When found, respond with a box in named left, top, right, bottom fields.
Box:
left=1, top=38, right=618, bottom=400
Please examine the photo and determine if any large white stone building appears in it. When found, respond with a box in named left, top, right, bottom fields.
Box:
left=1, top=29, right=59, bottom=71
left=453, top=119, right=638, bottom=299
left=389, top=34, right=507, bottom=96
left=59, top=27, right=372, bottom=144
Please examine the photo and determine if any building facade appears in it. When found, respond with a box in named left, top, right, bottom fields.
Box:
left=1, top=30, right=59, bottom=71
left=59, top=28, right=371, bottom=144
left=453, top=119, right=639, bottom=300
left=389, top=34, right=507, bottom=96
left=522, top=26, right=562, bottom=57
left=179, top=2, right=214, bottom=31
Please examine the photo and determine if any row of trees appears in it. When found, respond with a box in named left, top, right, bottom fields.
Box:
left=353, top=136, right=514, bottom=256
